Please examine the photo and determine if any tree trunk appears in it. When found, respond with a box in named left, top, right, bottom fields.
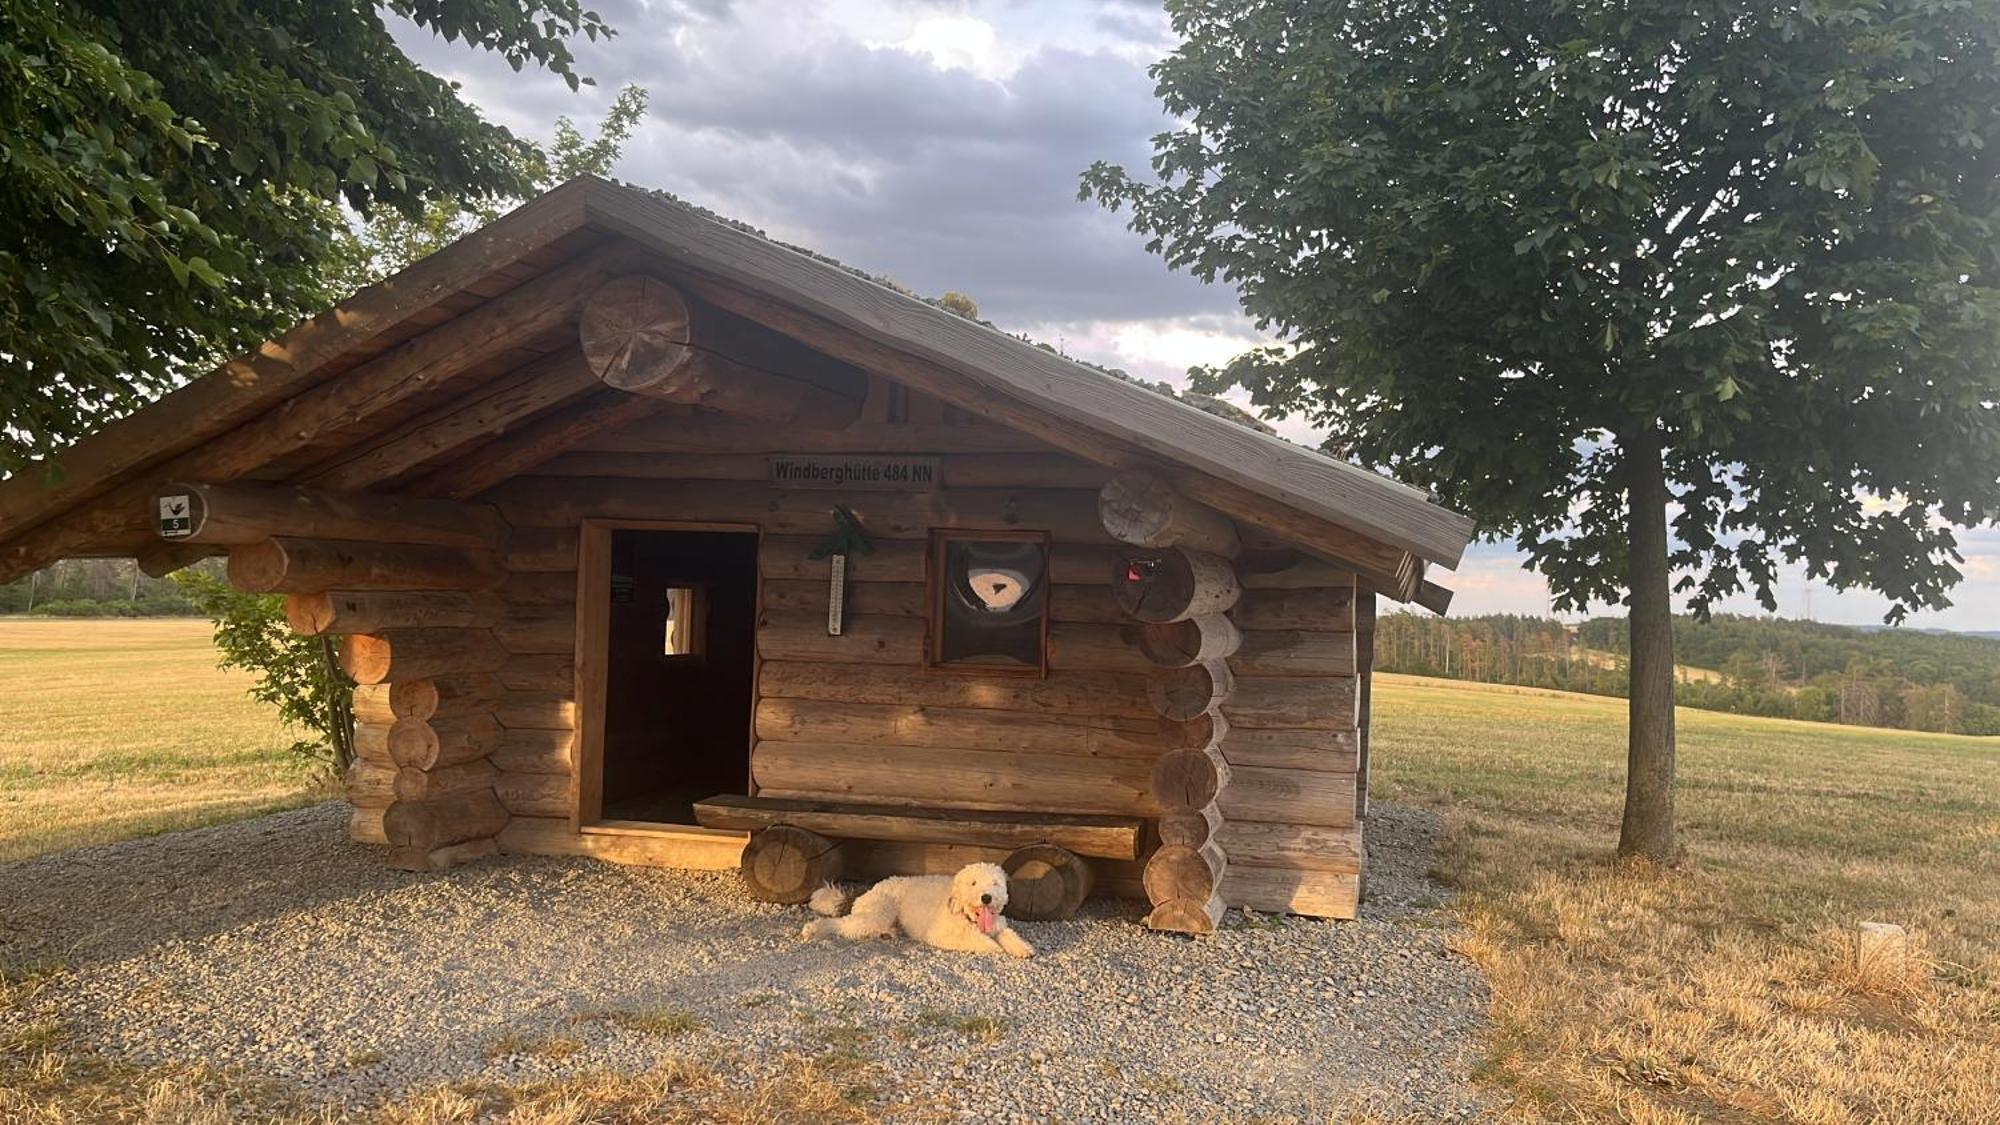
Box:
left=1619, top=423, right=1677, bottom=861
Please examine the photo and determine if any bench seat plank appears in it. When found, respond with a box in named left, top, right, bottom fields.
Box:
left=692, top=794, right=1143, bottom=860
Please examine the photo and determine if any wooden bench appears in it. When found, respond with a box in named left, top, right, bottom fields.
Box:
left=691, top=794, right=1144, bottom=919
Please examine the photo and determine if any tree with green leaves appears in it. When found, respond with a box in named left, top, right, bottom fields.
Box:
left=325, top=84, right=649, bottom=294
left=173, top=568, right=355, bottom=774
left=0, top=0, right=613, bottom=476
left=1085, top=1, right=2000, bottom=860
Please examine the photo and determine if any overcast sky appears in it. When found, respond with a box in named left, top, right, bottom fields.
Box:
left=394, top=0, right=1999, bottom=630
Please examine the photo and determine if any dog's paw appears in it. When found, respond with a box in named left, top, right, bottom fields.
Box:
left=1006, top=941, right=1035, bottom=960
left=799, top=921, right=820, bottom=941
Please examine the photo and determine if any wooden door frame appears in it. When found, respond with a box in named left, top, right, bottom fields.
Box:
left=572, top=518, right=762, bottom=832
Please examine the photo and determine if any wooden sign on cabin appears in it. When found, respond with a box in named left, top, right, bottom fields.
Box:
left=768, top=456, right=939, bottom=491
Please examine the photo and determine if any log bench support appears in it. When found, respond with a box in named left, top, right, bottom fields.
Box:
left=692, top=794, right=1141, bottom=919
left=1101, top=471, right=1243, bottom=935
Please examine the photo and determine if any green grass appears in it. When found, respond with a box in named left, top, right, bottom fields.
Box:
left=576, top=1007, right=706, bottom=1037
left=0, top=618, right=326, bottom=861
left=1374, top=673, right=2000, bottom=1121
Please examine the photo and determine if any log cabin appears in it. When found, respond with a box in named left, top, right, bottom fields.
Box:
left=0, top=176, right=1475, bottom=933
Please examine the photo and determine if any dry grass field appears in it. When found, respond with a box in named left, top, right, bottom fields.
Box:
left=0, top=618, right=327, bottom=862
left=3, top=623, right=1997, bottom=1121
left=1374, top=674, right=2000, bottom=1123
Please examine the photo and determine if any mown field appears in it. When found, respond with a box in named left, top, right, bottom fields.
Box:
left=1374, top=673, right=2000, bottom=1122
left=0, top=618, right=327, bottom=861
left=2, top=623, right=1996, bottom=1122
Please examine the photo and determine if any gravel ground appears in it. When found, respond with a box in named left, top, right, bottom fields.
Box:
left=0, top=802, right=1489, bottom=1121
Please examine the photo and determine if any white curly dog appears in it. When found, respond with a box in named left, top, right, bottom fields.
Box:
left=801, top=862, right=1036, bottom=958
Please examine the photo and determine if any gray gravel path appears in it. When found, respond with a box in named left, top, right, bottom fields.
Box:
left=0, top=802, right=1489, bottom=1121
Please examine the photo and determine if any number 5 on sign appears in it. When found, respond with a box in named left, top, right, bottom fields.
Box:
left=158, top=495, right=192, bottom=538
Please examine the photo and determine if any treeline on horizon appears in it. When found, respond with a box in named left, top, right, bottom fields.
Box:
left=0, top=558, right=212, bottom=617
left=1377, top=612, right=2000, bottom=737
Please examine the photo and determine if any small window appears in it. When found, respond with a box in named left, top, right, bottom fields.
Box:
left=662, top=585, right=707, bottom=658
left=928, top=531, right=1049, bottom=677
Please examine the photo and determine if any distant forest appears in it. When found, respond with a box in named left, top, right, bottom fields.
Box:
left=1376, top=613, right=2000, bottom=737
left=0, top=558, right=209, bottom=617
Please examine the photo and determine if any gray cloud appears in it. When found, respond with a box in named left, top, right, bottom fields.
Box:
left=395, top=1, right=1234, bottom=324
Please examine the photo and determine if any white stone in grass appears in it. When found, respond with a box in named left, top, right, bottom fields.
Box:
left=1857, top=920, right=1908, bottom=961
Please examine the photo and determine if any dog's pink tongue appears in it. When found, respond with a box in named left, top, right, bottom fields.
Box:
left=975, top=905, right=997, bottom=934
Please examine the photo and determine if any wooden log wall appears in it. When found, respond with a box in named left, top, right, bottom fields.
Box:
left=1213, top=549, right=1366, bottom=920
left=180, top=483, right=526, bottom=872
left=477, top=407, right=1178, bottom=859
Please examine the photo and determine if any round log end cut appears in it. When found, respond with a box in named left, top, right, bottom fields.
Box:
left=1002, top=844, right=1093, bottom=921
left=1135, top=615, right=1242, bottom=667
left=339, top=634, right=394, bottom=685
left=225, top=539, right=290, bottom=594
left=1113, top=549, right=1241, bottom=624
left=1147, top=660, right=1234, bottom=722
left=1142, top=841, right=1227, bottom=905
left=740, top=825, right=843, bottom=904
left=1151, top=746, right=1230, bottom=808
left=283, top=592, right=335, bottom=635
left=1144, top=894, right=1225, bottom=936
left=1156, top=804, right=1221, bottom=849
left=1098, top=473, right=1179, bottom=548
left=580, top=275, right=696, bottom=393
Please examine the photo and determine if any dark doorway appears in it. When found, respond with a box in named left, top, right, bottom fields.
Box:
left=597, top=528, right=759, bottom=825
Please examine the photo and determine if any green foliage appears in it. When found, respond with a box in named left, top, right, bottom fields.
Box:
left=324, top=84, right=649, bottom=295
left=936, top=291, right=981, bottom=320
left=1380, top=612, right=2000, bottom=735
left=171, top=569, right=355, bottom=772
left=1083, top=1, right=2000, bottom=622
left=0, top=0, right=615, bottom=475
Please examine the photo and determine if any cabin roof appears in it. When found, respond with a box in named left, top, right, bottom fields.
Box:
left=0, top=176, right=1473, bottom=602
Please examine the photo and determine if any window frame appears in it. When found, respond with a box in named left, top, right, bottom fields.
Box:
left=924, top=528, right=1051, bottom=680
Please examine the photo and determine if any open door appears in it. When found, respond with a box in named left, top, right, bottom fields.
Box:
left=577, top=525, right=759, bottom=827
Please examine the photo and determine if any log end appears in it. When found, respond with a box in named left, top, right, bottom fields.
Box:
left=340, top=634, right=392, bottom=685
left=1145, top=894, right=1225, bottom=936
left=740, top=825, right=843, bottom=904
left=580, top=276, right=696, bottom=393
left=225, top=540, right=288, bottom=593
left=1002, top=844, right=1093, bottom=921
left=284, top=593, right=335, bottom=635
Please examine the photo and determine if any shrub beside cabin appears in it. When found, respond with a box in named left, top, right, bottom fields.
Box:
left=0, top=177, right=1474, bottom=934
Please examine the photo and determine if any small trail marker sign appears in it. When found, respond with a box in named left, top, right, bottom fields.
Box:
left=158, top=495, right=192, bottom=538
